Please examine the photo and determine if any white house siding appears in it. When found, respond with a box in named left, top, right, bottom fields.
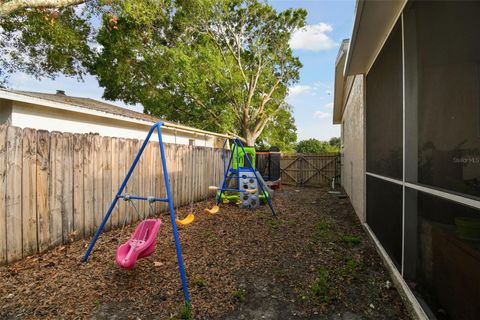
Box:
left=0, top=99, right=12, bottom=124
left=9, top=101, right=215, bottom=147
left=341, top=75, right=366, bottom=222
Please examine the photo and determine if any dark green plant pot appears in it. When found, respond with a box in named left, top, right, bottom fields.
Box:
left=455, top=217, right=480, bottom=241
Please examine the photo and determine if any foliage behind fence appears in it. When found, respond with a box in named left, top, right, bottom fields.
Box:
left=0, top=125, right=225, bottom=265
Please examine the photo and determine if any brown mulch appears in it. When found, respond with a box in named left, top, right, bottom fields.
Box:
left=0, top=186, right=410, bottom=319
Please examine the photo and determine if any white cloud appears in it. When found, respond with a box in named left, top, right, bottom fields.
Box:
left=313, top=111, right=331, bottom=119
left=324, top=102, right=333, bottom=109
left=287, top=84, right=311, bottom=98
left=290, top=23, right=337, bottom=51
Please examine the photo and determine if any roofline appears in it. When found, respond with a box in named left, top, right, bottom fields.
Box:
left=333, top=40, right=349, bottom=124
left=0, top=89, right=234, bottom=140
left=344, top=0, right=406, bottom=76
left=333, top=0, right=406, bottom=124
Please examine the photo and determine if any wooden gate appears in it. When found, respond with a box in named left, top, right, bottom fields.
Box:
left=280, top=153, right=340, bottom=187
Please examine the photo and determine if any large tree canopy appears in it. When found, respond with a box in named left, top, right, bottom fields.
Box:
left=93, top=0, right=306, bottom=145
left=0, top=0, right=305, bottom=147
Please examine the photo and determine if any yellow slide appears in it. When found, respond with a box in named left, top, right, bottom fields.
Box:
left=176, top=213, right=195, bottom=225
left=204, top=205, right=220, bottom=214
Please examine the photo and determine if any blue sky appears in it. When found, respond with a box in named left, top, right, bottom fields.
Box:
left=7, top=0, right=356, bottom=142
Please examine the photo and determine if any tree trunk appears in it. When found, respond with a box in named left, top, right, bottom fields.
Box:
left=242, top=129, right=258, bottom=147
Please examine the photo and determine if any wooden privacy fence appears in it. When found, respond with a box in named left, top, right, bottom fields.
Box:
left=281, top=153, right=340, bottom=187
left=0, top=125, right=225, bottom=265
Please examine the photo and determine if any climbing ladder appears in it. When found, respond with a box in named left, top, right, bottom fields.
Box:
left=82, top=122, right=190, bottom=305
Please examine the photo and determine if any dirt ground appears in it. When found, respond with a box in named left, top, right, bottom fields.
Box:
left=0, top=186, right=410, bottom=319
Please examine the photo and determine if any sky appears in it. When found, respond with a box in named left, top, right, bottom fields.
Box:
left=7, top=0, right=356, bottom=142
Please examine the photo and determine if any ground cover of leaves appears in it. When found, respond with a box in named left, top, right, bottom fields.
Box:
left=0, top=186, right=410, bottom=319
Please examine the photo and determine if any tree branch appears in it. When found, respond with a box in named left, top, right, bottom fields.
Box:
left=253, top=77, right=282, bottom=119
left=0, top=0, right=86, bottom=17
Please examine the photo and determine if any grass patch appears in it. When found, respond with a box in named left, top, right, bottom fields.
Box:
left=310, top=266, right=335, bottom=303
left=266, top=218, right=281, bottom=230
left=170, top=302, right=193, bottom=320
left=287, top=219, right=297, bottom=226
left=313, top=219, right=337, bottom=241
left=341, top=234, right=361, bottom=246
left=337, top=257, right=363, bottom=281
left=193, top=277, right=207, bottom=287
left=232, top=289, right=246, bottom=303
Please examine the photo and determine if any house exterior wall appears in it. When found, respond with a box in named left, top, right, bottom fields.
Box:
left=341, top=75, right=366, bottom=222
left=8, top=100, right=216, bottom=147
left=340, top=2, right=480, bottom=319
left=0, top=99, right=12, bottom=124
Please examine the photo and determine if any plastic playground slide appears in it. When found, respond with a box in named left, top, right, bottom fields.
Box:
left=254, top=170, right=274, bottom=197
left=116, top=219, right=162, bottom=269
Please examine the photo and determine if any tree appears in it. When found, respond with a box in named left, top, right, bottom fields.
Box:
left=0, top=0, right=304, bottom=145
left=93, top=0, right=306, bottom=145
left=295, top=138, right=339, bottom=154
left=256, top=105, right=297, bottom=152
left=328, top=137, right=341, bottom=149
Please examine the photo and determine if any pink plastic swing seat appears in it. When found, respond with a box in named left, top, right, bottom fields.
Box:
left=116, top=219, right=162, bottom=269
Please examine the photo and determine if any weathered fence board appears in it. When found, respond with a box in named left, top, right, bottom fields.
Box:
left=22, top=128, right=37, bottom=256
left=83, top=135, right=94, bottom=237
left=49, top=132, right=63, bottom=247
left=93, top=135, right=103, bottom=230
left=117, top=138, right=127, bottom=226
left=73, top=134, right=85, bottom=240
left=0, top=125, right=226, bottom=265
left=36, top=130, right=50, bottom=252
left=0, top=126, right=7, bottom=262
left=281, top=153, right=340, bottom=187
left=102, top=136, right=112, bottom=230
left=6, top=126, right=23, bottom=262
left=62, top=133, right=74, bottom=242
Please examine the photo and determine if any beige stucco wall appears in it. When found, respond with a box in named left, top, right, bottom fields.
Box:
left=341, top=75, right=366, bottom=222
left=6, top=100, right=216, bottom=147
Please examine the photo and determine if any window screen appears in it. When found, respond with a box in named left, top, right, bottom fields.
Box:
left=405, top=1, right=480, bottom=197
left=366, top=21, right=403, bottom=180
left=366, top=175, right=403, bottom=269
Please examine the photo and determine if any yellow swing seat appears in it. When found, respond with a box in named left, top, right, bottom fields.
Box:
left=176, top=213, right=195, bottom=225
left=204, top=205, right=220, bottom=214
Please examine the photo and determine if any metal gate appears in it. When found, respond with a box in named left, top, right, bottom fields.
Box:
left=280, top=153, right=340, bottom=187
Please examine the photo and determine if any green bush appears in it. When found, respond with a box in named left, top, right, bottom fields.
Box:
left=295, top=138, right=340, bottom=153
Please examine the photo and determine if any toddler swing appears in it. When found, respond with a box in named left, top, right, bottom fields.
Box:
left=205, top=144, right=221, bottom=214
left=116, top=196, right=162, bottom=269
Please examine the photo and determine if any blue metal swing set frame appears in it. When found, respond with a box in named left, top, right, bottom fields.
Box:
left=82, top=122, right=190, bottom=304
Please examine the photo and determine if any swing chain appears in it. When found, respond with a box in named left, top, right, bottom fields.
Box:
left=190, top=145, right=195, bottom=213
